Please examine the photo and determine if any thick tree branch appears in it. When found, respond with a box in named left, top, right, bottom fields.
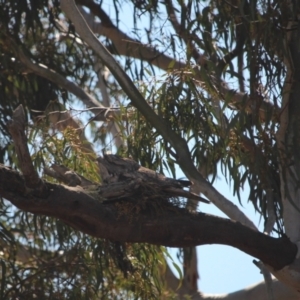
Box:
left=0, top=164, right=297, bottom=271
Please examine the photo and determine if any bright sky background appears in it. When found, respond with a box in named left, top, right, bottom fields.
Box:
left=94, top=1, right=267, bottom=295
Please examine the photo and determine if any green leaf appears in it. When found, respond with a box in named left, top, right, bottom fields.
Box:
left=172, top=262, right=183, bottom=290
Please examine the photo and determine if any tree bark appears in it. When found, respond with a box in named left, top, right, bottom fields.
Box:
left=0, top=164, right=297, bottom=271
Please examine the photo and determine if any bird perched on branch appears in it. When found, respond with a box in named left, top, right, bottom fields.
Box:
left=97, top=154, right=210, bottom=204
left=97, top=154, right=140, bottom=182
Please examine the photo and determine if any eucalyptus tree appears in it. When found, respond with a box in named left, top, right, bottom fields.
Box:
left=0, top=0, right=300, bottom=299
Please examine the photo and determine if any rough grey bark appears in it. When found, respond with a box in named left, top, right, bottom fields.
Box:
left=0, top=163, right=297, bottom=269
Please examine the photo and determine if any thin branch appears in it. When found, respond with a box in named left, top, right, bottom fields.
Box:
left=3, top=35, right=119, bottom=122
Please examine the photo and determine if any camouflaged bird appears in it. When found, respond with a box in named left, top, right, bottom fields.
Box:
left=97, top=154, right=210, bottom=203
left=97, top=154, right=140, bottom=182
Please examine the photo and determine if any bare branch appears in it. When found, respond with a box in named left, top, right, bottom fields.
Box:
left=7, top=105, right=48, bottom=196
left=253, top=260, right=275, bottom=300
